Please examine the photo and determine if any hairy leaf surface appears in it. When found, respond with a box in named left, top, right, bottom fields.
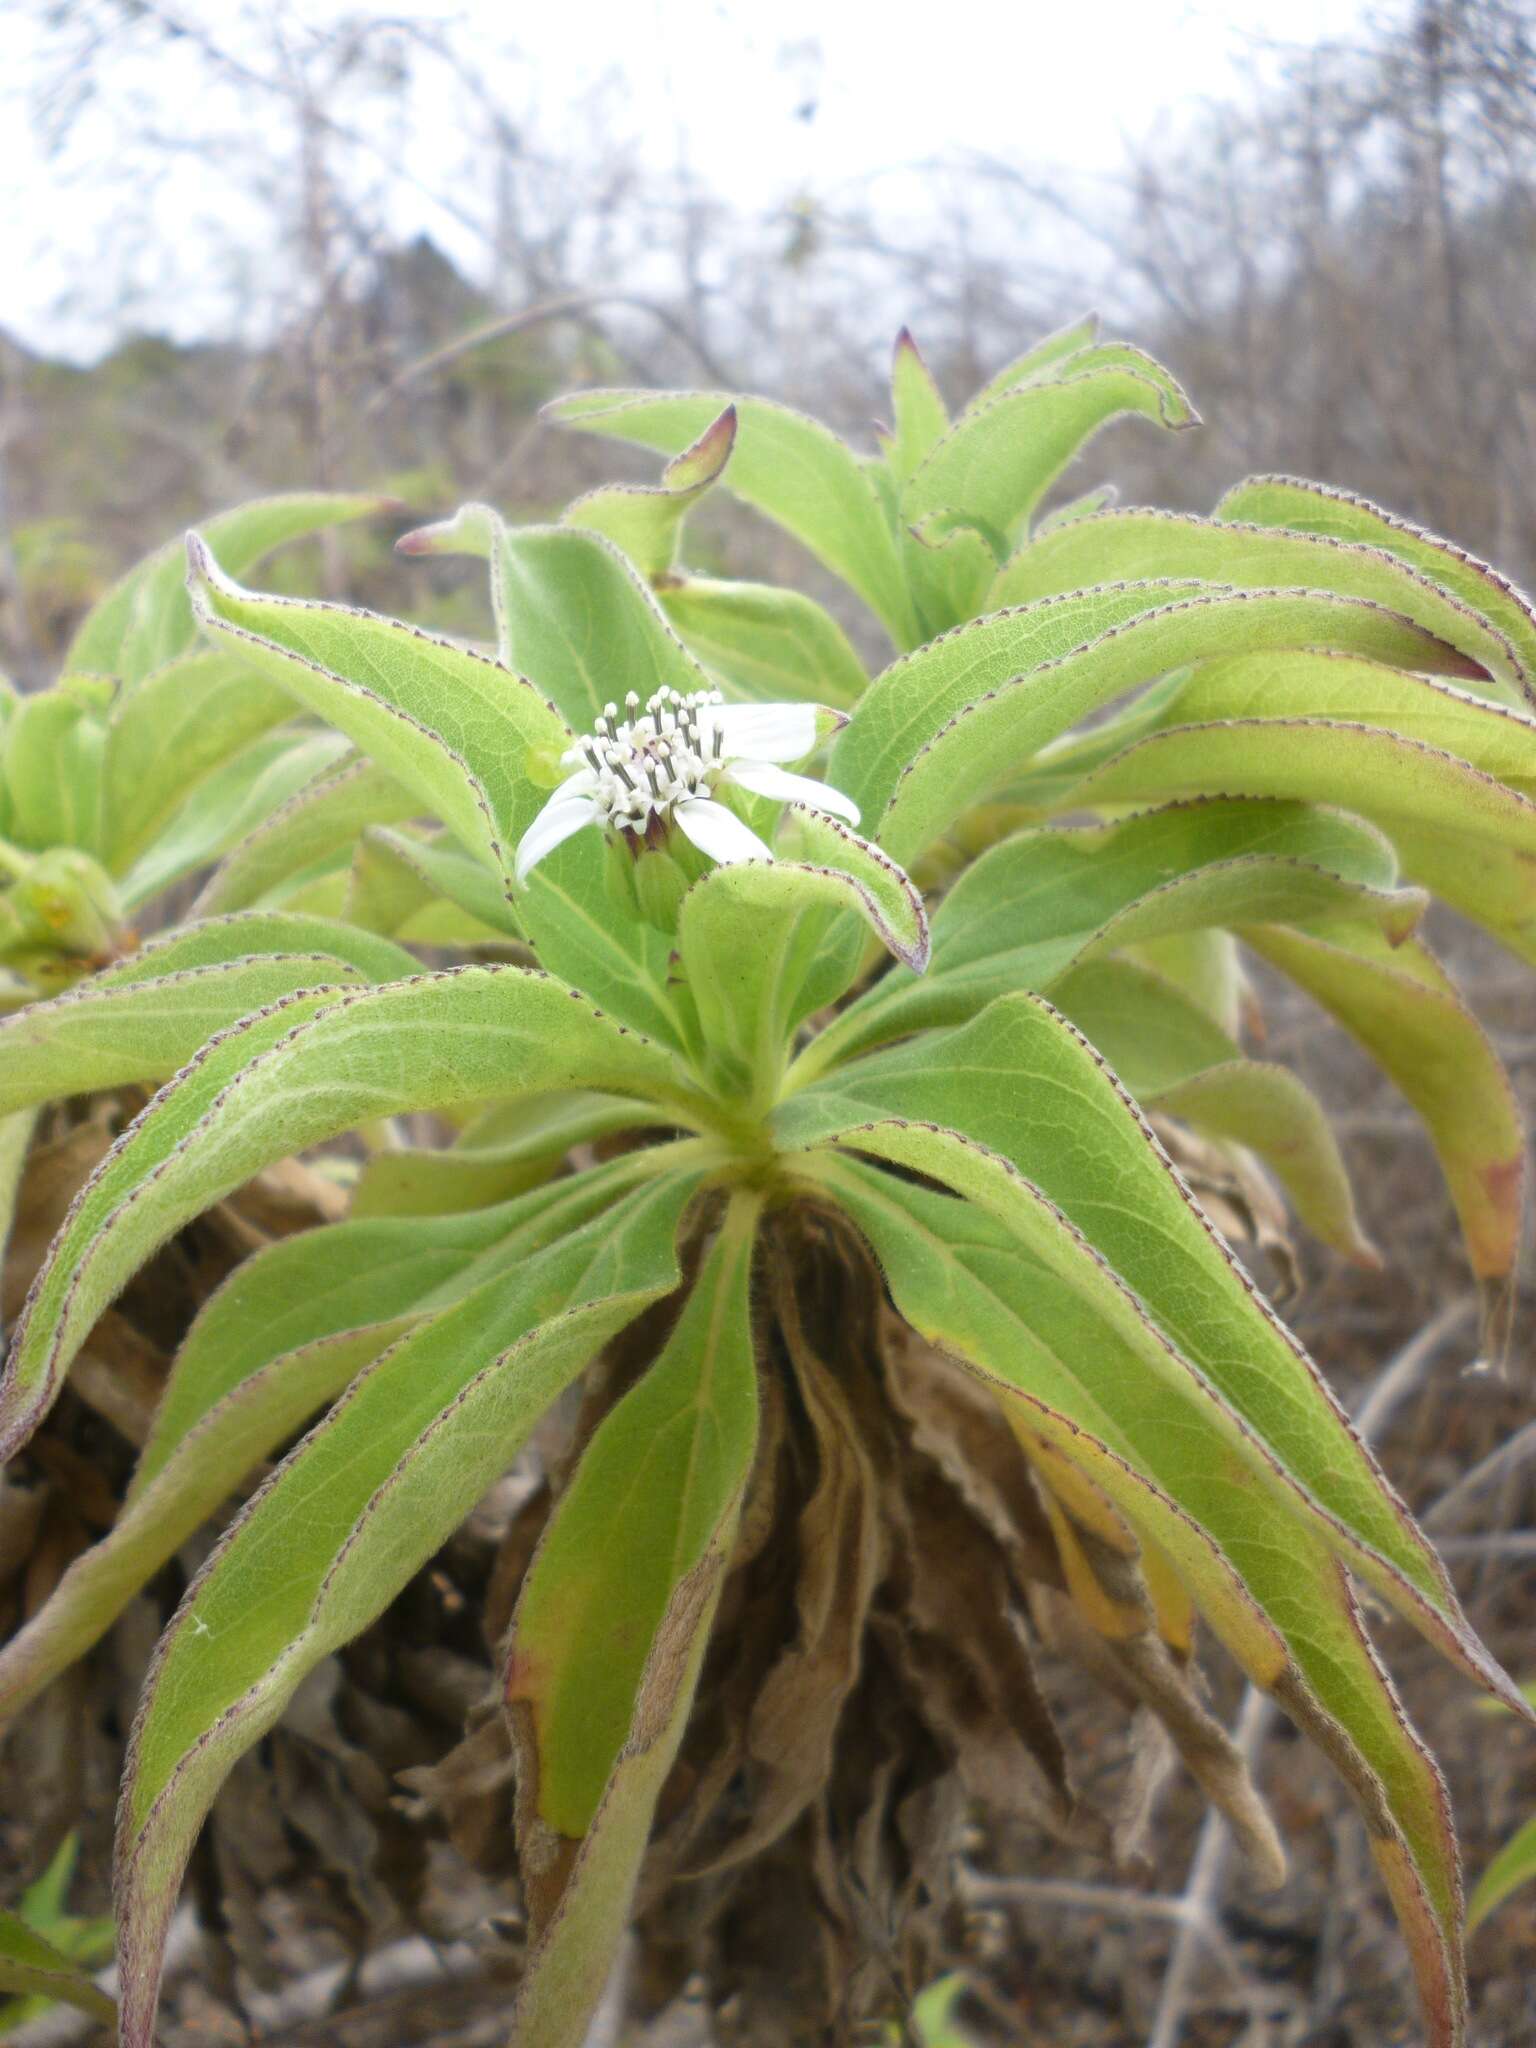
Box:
left=188, top=537, right=567, bottom=896
left=778, top=992, right=1505, bottom=1691
left=0, top=1161, right=659, bottom=1727
left=803, top=1147, right=1466, bottom=2040
left=656, top=577, right=865, bottom=707
left=118, top=729, right=352, bottom=909
left=991, top=512, right=1521, bottom=699
left=114, top=1170, right=703, bottom=2048
left=103, top=652, right=297, bottom=870
left=1216, top=475, right=1536, bottom=694
left=0, top=968, right=689, bottom=1459
left=197, top=757, right=420, bottom=914
left=1068, top=717, right=1536, bottom=964
left=546, top=389, right=915, bottom=644
left=564, top=405, right=736, bottom=579
left=833, top=587, right=1483, bottom=857
left=677, top=832, right=926, bottom=1109
left=67, top=491, right=391, bottom=685
left=508, top=1199, right=759, bottom=2047
left=509, top=1199, right=759, bottom=1838
left=806, top=799, right=1419, bottom=1071
left=1246, top=921, right=1525, bottom=1327
left=1049, top=957, right=1374, bottom=1263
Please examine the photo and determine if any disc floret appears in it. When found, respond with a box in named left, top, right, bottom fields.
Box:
left=515, top=686, right=858, bottom=883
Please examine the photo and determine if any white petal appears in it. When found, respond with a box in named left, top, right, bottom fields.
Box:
left=724, top=760, right=861, bottom=825
left=701, top=701, right=817, bottom=765
left=674, top=798, right=774, bottom=866
left=515, top=792, right=599, bottom=883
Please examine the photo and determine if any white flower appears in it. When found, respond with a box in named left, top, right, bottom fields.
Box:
left=515, top=687, right=860, bottom=884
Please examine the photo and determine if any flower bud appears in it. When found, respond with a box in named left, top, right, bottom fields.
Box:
left=0, top=849, right=132, bottom=988
left=631, top=845, right=691, bottom=932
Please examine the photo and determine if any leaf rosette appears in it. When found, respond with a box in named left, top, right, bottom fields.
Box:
left=1, top=324, right=1533, bottom=2048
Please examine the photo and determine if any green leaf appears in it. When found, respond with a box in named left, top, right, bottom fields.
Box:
left=272, top=869, right=350, bottom=918
left=833, top=586, right=1480, bottom=862
left=67, top=491, right=394, bottom=685
left=887, top=327, right=949, bottom=485
left=961, top=668, right=1206, bottom=818
left=509, top=1195, right=759, bottom=1837
left=1, top=692, right=106, bottom=855
left=0, top=1911, right=114, bottom=2023
left=113, top=1169, right=702, bottom=2048
left=350, top=825, right=524, bottom=940
left=778, top=803, right=930, bottom=971
left=402, top=510, right=713, bottom=731
left=546, top=389, right=915, bottom=646
left=1216, top=475, right=1536, bottom=700
left=92, top=911, right=420, bottom=987
left=565, top=405, right=736, bottom=579
left=676, top=825, right=927, bottom=1110
left=805, top=798, right=1422, bottom=1073
left=899, top=515, right=1005, bottom=646
left=13, top=1835, right=88, bottom=1933
left=521, top=829, right=693, bottom=1048
left=492, top=525, right=713, bottom=731
left=1468, top=1811, right=1536, bottom=1931
left=908, top=1974, right=976, bottom=2048
left=1065, top=713, right=1536, bottom=966
left=1153, top=652, right=1536, bottom=792
left=144, top=1161, right=657, bottom=1492
left=962, top=312, right=1102, bottom=415
left=1244, top=921, right=1525, bottom=1339
left=777, top=993, right=1511, bottom=1700
left=118, top=728, right=353, bottom=910
left=1154, top=1060, right=1377, bottom=1264
left=0, top=911, right=418, bottom=1119
left=833, top=583, right=1202, bottom=826
left=188, top=535, right=567, bottom=899
left=990, top=512, right=1525, bottom=702
left=900, top=353, right=1197, bottom=625
left=1048, top=957, right=1375, bottom=1265
left=810, top=1152, right=1289, bottom=1689
left=344, top=828, right=435, bottom=936
left=0, top=957, right=366, bottom=1116
left=1035, top=483, right=1119, bottom=534
left=197, top=756, right=420, bottom=914
left=507, top=1198, right=759, bottom=2048
left=0, top=966, right=691, bottom=1461
left=1128, top=927, right=1244, bottom=1035
left=0, top=1110, right=35, bottom=1273
left=796, top=1145, right=1467, bottom=2041
left=349, top=1092, right=655, bottom=1216
left=1044, top=951, right=1239, bottom=1086
left=102, top=651, right=297, bottom=871
left=0, top=1159, right=658, bottom=1729
left=656, top=576, right=866, bottom=707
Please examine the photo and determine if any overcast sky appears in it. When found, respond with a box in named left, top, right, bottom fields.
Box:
left=3, top=0, right=1381, bottom=362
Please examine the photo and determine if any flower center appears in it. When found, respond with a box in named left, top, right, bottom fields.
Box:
left=565, top=687, right=727, bottom=834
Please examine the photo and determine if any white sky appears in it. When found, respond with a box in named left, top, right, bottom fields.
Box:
left=2, top=0, right=1380, bottom=361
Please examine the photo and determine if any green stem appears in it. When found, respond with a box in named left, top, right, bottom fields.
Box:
left=780, top=999, right=886, bottom=1095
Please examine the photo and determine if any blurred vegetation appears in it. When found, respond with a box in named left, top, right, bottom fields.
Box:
left=4, top=2, right=1534, bottom=687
